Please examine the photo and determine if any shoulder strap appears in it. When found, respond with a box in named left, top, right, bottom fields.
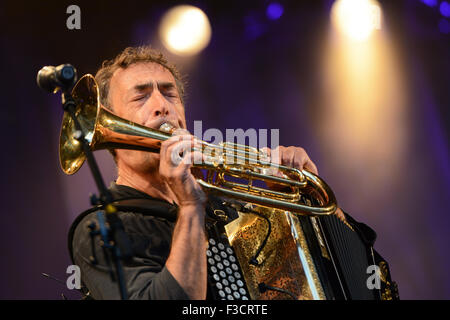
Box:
left=67, top=197, right=178, bottom=264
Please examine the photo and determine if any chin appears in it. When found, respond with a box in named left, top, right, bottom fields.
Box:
left=117, top=150, right=160, bottom=173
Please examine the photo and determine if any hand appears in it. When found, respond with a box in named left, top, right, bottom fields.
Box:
left=261, top=145, right=318, bottom=175
left=262, top=145, right=346, bottom=221
left=159, top=133, right=207, bottom=209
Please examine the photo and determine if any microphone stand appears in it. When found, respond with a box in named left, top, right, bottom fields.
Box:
left=61, top=90, right=132, bottom=300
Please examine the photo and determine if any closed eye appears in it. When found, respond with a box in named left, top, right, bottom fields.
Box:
left=132, top=94, right=149, bottom=102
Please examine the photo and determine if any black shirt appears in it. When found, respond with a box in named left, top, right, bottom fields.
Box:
left=71, top=183, right=190, bottom=300
left=70, top=183, right=379, bottom=300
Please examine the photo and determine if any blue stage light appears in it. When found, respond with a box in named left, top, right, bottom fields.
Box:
left=421, top=0, right=438, bottom=7
left=438, top=18, right=450, bottom=33
left=440, top=1, right=450, bottom=17
left=266, top=3, right=284, bottom=20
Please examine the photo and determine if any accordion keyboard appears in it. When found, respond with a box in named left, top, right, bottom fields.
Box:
left=206, top=236, right=250, bottom=300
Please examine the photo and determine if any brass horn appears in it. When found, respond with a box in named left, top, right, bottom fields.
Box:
left=59, top=74, right=337, bottom=217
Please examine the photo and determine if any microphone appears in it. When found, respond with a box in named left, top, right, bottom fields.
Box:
left=37, top=64, right=78, bottom=93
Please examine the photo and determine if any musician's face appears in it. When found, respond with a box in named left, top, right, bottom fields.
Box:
left=109, top=62, right=187, bottom=173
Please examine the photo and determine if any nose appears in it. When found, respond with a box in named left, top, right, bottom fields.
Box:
left=153, top=105, right=169, bottom=117
left=150, top=91, right=171, bottom=118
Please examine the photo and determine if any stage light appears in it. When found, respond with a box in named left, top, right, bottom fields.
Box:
left=439, top=18, right=450, bottom=33
left=421, top=0, right=438, bottom=7
left=321, top=0, right=407, bottom=197
left=266, top=3, right=284, bottom=20
left=159, top=5, right=212, bottom=56
left=331, top=0, right=382, bottom=42
left=440, top=1, right=450, bottom=17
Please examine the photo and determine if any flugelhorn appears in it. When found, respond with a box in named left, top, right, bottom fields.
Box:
left=59, top=74, right=337, bottom=216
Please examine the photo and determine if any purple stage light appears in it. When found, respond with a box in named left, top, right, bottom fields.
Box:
left=266, top=2, right=284, bottom=20
left=440, top=1, right=450, bottom=17
left=438, top=18, right=450, bottom=33
left=421, top=0, right=438, bottom=7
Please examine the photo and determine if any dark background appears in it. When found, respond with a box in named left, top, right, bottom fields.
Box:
left=0, top=0, right=449, bottom=299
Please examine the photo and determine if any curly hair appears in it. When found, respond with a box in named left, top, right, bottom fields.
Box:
left=95, top=46, right=186, bottom=109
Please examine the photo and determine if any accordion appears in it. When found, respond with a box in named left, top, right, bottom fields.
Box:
left=205, top=197, right=399, bottom=300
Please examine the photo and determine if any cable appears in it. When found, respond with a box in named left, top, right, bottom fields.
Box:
left=247, top=208, right=272, bottom=266
left=258, top=282, right=297, bottom=300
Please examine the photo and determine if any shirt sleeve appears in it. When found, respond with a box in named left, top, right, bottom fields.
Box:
left=72, top=211, right=190, bottom=300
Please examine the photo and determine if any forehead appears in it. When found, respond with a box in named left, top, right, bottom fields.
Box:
left=110, top=62, right=176, bottom=92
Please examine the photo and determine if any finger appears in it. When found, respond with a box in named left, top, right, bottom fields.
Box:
left=304, top=159, right=319, bottom=175
left=162, top=134, right=199, bottom=157
left=164, top=139, right=196, bottom=166
left=259, top=147, right=271, bottom=160
left=160, top=134, right=186, bottom=157
left=172, top=128, right=191, bottom=136
left=162, top=134, right=194, bottom=149
left=180, top=150, right=204, bottom=167
left=291, top=148, right=308, bottom=170
left=281, top=147, right=296, bottom=168
left=269, top=146, right=282, bottom=165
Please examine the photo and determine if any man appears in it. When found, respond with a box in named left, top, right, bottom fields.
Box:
left=70, top=46, right=353, bottom=300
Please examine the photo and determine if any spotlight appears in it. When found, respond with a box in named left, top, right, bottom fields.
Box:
left=421, top=0, right=438, bottom=7
left=331, top=0, right=382, bottom=42
left=440, top=1, right=450, bottom=18
left=266, top=3, right=284, bottom=20
left=439, top=18, right=450, bottom=33
left=159, top=5, right=212, bottom=56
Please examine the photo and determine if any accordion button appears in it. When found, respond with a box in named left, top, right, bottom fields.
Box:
left=213, top=274, right=220, bottom=282
left=231, top=264, right=238, bottom=271
left=217, top=263, right=224, bottom=270
left=209, top=239, right=216, bottom=246
left=216, top=282, right=223, bottom=290
left=233, top=291, right=240, bottom=299
left=219, top=271, right=226, bottom=278
left=225, top=267, right=233, bottom=275
left=226, top=247, right=233, bottom=255
left=231, top=284, right=238, bottom=291
left=210, top=266, right=217, bottom=273
left=218, top=290, right=226, bottom=298
left=206, top=250, right=212, bottom=257
left=208, top=258, right=215, bottom=265
left=242, top=296, right=249, bottom=300
left=222, top=279, right=229, bottom=287
left=225, top=287, right=232, bottom=294
left=218, top=243, right=225, bottom=250
left=234, top=272, right=241, bottom=279
left=212, top=247, right=219, bottom=254
left=227, top=294, right=234, bottom=300
left=237, top=280, right=244, bottom=287
left=239, top=288, right=246, bottom=295
left=223, top=260, right=230, bottom=267
left=214, top=254, right=221, bottom=262
left=228, top=275, right=235, bottom=283
left=229, top=256, right=236, bottom=263
left=220, top=251, right=227, bottom=259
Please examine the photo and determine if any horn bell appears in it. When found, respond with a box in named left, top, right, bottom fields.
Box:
left=59, top=74, right=99, bottom=175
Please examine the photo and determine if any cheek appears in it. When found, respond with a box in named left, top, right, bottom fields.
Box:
left=176, top=106, right=187, bottom=128
left=136, top=106, right=152, bottom=126
left=123, top=104, right=151, bottom=126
